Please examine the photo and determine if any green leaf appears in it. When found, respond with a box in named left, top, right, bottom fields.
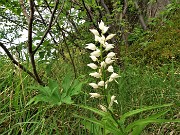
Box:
left=81, top=120, right=103, bottom=135
left=120, top=103, right=173, bottom=122
left=27, top=79, right=62, bottom=106
left=130, top=109, right=170, bottom=135
left=48, top=79, right=60, bottom=97
left=27, top=86, right=51, bottom=96
left=26, top=94, right=49, bottom=106
left=39, top=51, right=45, bottom=59
left=62, top=73, right=72, bottom=94
left=77, top=105, right=107, bottom=117
left=125, top=119, right=180, bottom=132
left=61, top=96, right=73, bottom=104
left=74, top=114, right=123, bottom=135
left=70, top=79, right=83, bottom=96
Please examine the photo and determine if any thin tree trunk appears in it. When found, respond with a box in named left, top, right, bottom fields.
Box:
left=134, top=0, right=147, bottom=30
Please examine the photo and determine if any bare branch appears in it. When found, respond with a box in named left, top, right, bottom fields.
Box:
left=33, top=0, right=59, bottom=54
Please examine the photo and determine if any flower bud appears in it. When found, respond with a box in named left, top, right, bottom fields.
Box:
left=109, top=95, right=118, bottom=108
left=95, top=35, right=100, bottom=42
left=89, top=29, right=99, bottom=36
left=107, top=52, right=116, bottom=58
left=89, top=72, right=101, bottom=78
left=107, top=65, right=114, bottom=72
left=99, top=20, right=109, bottom=34
left=85, top=43, right=97, bottom=51
left=106, top=34, right=116, bottom=41
left=89, top=83, right=98, bottom=89
left=100, top=61, right=106, bottom=68
left=91, top=49, right=101, bottom=57
left=105, top=43, right=114, bottom=51
left=99, top=105, right=107, bottom=112
left=89, top=93, right=101, bottom=98
left=105, top=58, right=114, bottom=64
left=90, top=56, right=98, bottom=62
left=98, top=81, right=105, bottom=86
left=87, top=63, right=98, bottom=69
left=98, top=35, right=106, bottom=45
left=110, top=73, right=119, bottom=79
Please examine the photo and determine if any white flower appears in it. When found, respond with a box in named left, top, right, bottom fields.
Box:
left=105, top=58, right=114, bottom=64
left=105, top=84, right=108, bottom=89
left=110, top=73, right=119, bottom=79
left=105, top=43, right=114, bottom=51
left=89, top=83, right=98, bottom=89
left=114, top=100, right=118, bottom=104
left=95, top=35, right=100, bottom=42
left=107, top=65, right=114, bottom=72
left=98, top=81, right=105, bottom=86
left=89, top=72, right=101, bottom=78
left=109, top=95, right=118, bottom=108
left=91, top=49, right=101, bottom=57
left=98, top=35, right=106, bottom=45
left=109, top=72, right=119, bottom=82
left=87, top=63, right=98, bottom=69
left=89, top=29, right=99, bottom=36
left=90, top=56, right=98, bottom=62
left=106, top=34, right=116, bottom=41
left=99, top=105, right=107, bottom=112
left=89, top=93, right=101, bottom=98
left=100, top=61, right=106, bottom=68
left=107, top=52, right=116, bottom=58
left=108, top=77, right=113, bottom=82
left=85, top=43, right=97, bottom=51
left=99, top=20, right=109, bottom=34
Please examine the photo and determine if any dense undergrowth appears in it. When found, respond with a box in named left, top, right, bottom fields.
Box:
left=0, top=8, right=180, bottom=135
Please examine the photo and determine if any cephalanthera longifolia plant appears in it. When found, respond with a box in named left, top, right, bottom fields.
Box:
left=86, top=20, right=119, bottom=109
left=74, top=21, right=180, bottom=135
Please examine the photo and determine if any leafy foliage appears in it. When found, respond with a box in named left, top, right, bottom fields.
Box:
left=0, top=0, right=179, bottom=134
left=75, top=103, right=179, bottom=135
left=27, top=74, right=84, bottom=106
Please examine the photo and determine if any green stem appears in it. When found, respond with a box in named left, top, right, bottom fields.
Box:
left=100, top=43, right=124, bottom=134
left=107, top=108, right=125, bottom=134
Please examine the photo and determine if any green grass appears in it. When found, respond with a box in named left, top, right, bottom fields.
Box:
left=0, top=56, right=179, bottom=134
left=0, top=8, right=180, bottom=135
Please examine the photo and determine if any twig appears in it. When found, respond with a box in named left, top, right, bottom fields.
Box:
left=0, top=42, right=36, bottom=81
left=100, top=0, right=110, bottom=14
left=0, top=14, right=36, bottom=34
left=34, top=5, right=57, bottom=44
left=52, top=0, right=65, bottom=26
left=33, top=0, right=59, bottom=54
left=81, top=0, right=98, bottom=30
left=61, top=31, right=77, bottom=78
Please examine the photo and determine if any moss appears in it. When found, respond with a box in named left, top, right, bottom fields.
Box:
left=127, top=8, right=180, bottom=67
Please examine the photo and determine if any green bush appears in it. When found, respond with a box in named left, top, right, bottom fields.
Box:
left=127, top=9, right=180, bottom=67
